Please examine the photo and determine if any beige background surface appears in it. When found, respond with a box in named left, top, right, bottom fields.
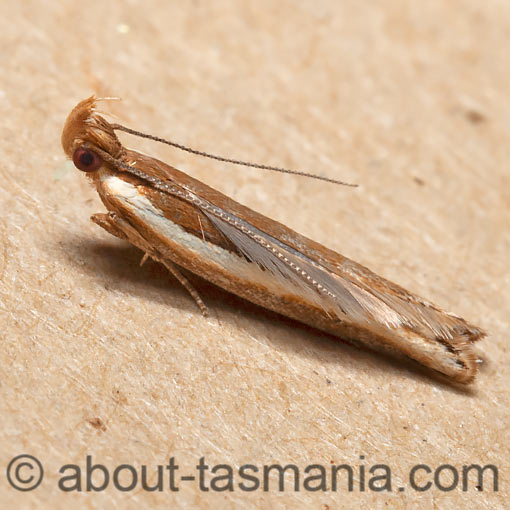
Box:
left=0, top=1, right=508, bottom=508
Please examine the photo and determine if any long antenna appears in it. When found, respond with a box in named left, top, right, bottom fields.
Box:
left=110, top=123, right=357, bottom=187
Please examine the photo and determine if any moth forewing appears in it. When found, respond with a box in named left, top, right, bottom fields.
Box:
left=62, top=96, right=485, bottom=384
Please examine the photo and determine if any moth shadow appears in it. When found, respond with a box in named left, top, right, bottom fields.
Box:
left=61, top=236, right=208, bottom=315
left=61, top=236, right=476, bottom=395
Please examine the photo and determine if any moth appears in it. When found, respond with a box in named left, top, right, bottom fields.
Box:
left=61, top=96, right=485, bottom=383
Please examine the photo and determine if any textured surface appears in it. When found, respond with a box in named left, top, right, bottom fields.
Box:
left=0, top=1, right=508, bottom=508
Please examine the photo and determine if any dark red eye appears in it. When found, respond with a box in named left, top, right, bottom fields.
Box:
left=72, top=147, right=103, bottom=172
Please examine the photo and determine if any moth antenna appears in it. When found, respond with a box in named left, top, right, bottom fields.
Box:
left=110, top=123, right=357, bottom=187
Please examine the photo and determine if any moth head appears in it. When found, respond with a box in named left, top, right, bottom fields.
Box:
left=62, top=96, right=124, bottom=171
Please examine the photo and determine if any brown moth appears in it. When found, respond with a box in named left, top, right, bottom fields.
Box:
left=61, top=96, right=485, bottom=383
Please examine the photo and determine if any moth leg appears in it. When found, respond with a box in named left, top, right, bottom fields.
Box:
left=139, top=252, right=150, bottom=266
left=91, top=213, right=209, bottom=317
left=91, top=212, right=129, bottom=241
left=159, top=258, right=209, bottom=317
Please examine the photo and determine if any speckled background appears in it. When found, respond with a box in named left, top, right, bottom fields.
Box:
left=0, top=1, right=508, bottom=508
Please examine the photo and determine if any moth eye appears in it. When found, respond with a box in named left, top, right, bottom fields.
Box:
left=72, top=147, right=103, bottom=172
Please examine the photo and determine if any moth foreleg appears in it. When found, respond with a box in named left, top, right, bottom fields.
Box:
left=91, top=212, right=130, bottom=241
left=91, top=212, right=209, bottom=317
